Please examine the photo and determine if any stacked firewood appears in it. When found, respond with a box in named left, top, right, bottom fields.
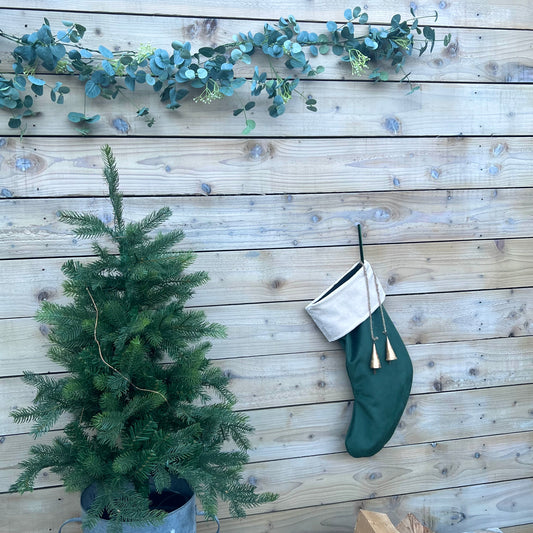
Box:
left=355, top=510, right=503, bottom=533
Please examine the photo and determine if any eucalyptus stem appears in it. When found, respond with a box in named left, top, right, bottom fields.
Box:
left=0, top=7, right=449, bottom=135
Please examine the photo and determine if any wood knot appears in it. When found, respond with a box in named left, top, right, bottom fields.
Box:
left=112, top=117, right=130, bottom=133
left=202, top=18, right=218, bottom=36
left=383, top=116, right=401, bottom=135
left=270, top=278, right=284, bottom=289
left=446, top=41, right=459, bottom=57
left=38, top=290, right=50, bottom=301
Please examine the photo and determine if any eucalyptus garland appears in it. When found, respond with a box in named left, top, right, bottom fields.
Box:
left=0, top=7, right=450, bottom=134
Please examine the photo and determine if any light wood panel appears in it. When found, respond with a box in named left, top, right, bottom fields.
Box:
left=3, top=189, right=533, bottom=259
left=196, top=477, right=533, bottom=532
left=2, top=287, right=532, bottom=362
left=1, top=10, right=532, bottom=83
left=2, top=478, right=532, bottom=533
left=2, top=238, right=533, bottom=318
left=1, top=1, right=532, bottom=532
left=3, top=375, right=532, bottom=466
left=199, top=431, right=533, bottom=518
left=0, top=79, right=531, bottom=137
left=1, top=136, right=532, bottom=198
left=3, top=314, right=532, bottom=395
left=3, top=0, right=532, bottom=29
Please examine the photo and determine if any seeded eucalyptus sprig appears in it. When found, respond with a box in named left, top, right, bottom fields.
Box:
left=0, top=8, right=450, bottom=135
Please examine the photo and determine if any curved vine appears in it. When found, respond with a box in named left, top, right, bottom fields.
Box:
left=0, top=7, right=450, bottom=135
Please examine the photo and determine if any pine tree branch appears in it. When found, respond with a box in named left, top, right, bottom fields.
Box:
left=86, top=287, right=168, bottom=405
left=101, top=144, right=125, bottom=233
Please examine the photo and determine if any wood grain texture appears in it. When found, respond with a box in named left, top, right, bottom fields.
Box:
left=2, top=287, right=532, bottom=362
left=3, top=378, right=532, bottom=466
left=0, top=79, right=531, bottom=137
left=195, top=478, right=533, bottom=532
left=2, top=478, right=532, bottom=533
left=0, top=1, right=532, bottom=531
left=196, top=432, right=533, bottom=518
left=1, top=10, right=531, bottom=83
left=2, top=137, right=531, bottom=198
left=3, top=428, right=533, bottom=518
left=3, top=189, right=533, bottom=259
left=355, top=510, right=400, bottom=533
left=3, top=0, right=532, bottom=29
left=3, top=322, right=532, bottom=398
left=396, top=514, right=433, bottom=533
left=2, top=238, right=533, bottom=318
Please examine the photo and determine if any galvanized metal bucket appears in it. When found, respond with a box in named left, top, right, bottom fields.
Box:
left=58, top=478, right=219, bottom=533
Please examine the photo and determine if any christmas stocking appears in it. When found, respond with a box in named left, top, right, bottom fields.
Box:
left=306, top=232, right=413, bottom=457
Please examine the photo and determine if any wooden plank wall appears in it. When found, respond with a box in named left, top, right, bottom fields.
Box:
left=1, top=1, right=532, bottom=532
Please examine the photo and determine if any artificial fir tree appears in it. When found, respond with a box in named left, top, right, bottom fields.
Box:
left=10, top=145, right=276, bottom=531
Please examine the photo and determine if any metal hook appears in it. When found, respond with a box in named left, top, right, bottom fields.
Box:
left=355, top=223, right=365, bottom=263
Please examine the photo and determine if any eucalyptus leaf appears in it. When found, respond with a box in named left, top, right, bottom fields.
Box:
left=8, top=117, right=21, bottom=129
left=98, top=45, right=114, bottom=59
left=84, top=80, right=101, bottom=98
left=102, top=60, right=115, bottom=76
left=242, top=118, right=256, bottom=135
left=27, top=75, right=46, bottom=86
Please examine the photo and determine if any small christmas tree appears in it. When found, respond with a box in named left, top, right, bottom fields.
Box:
left=10, top=145, right=276, bottom=530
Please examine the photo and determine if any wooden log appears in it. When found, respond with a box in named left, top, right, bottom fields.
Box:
left=355, top=510, right=399, bottom=533
left=396, top=514, right=434, bottom=533
left=2, top=238, right=533, bottom=318
left=2, top=137, right=531, bottom=198
left=1, top=1, right=530, bottom=29
left=1, top=10, right=531, bottom=83
left=0, top=79, right=531, bottom=137
left=2, top=189, right=533, bottom=259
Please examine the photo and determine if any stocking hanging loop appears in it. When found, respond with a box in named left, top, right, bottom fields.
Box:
left=355, top=223, right=365, bottom=264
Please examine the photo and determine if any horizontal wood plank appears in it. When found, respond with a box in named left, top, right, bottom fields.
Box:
left=2, top=478, right=532, bottom=533
left=205, top=431, right=533, bottom=517
left=3, top=189, right=533, bottom=259
left=3, top=307, right=532, bottom=395
left=196, top=478, right=533, bottom=532
left=1, top=11, right=532, bottom=83
left=0, top=80, right=531, bottom=137
left=2, top=287, right=532, bottom=368
left=2, top=1, right=531, bottom=29
left=2, top=238, right=533, bottom=319
left=3, top=375, right=533, bottom=466
left=1, top=136, right=532, bottom=198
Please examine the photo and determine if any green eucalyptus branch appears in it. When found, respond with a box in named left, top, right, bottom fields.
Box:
left=0, top=8, right=450, bottom=135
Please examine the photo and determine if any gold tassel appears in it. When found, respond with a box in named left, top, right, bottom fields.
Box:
left=385, top=336, right=397, bottom=362
left=370, top=343, right=381, bottom=370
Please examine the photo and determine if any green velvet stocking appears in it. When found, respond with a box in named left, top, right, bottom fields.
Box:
left=339, top=307, right=413, bottom=457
